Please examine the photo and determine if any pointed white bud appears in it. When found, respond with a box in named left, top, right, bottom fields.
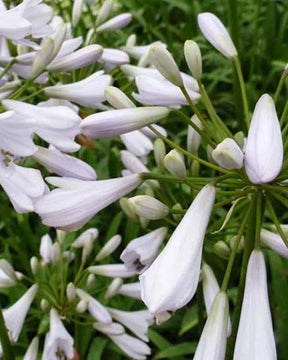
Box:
left=121, top=227, right=167, bottom=273
left=140, top=185, right=216, bottom=320
left=149, top=43, right=183, bottom=87
left=118, top=282, right=142, bottom=299
left=260, top=229, right=288, bottom=258
left=66, top=283, right=76, bottom=302
left=198, top=13, right=238, bottom=59
left=194, top=292, right=229, bottom=360
left=40, top=234, right=53, bottom=264
left=88, top=264, right=138, bottom=278
left=40, top=299, right=50, bottom=312
left=57, top=230, right=66, bottom=244
left=245, top=94, right=283, bottom=183
left=229, top=235, right=244, bottom=253
left=164, top=149, right=186, bottom=179
left=72, top=0, right=84, bottom=27
left=72, top=228, right=99, bottom=248
left=212, top=138, right=244, bottom=170
left=29, top=37, right=54, bottom=79
left=187, top=115, right=203, bottom=155
left=81, top=238, right=94, bottom=263
left=214, top=241, right=231, bottom=259
left=96, top=0, right=114, bottom=26
left=96, top=235, right=122, bottom=261
left=172, top=203, right=183, bottom=222
left=105, top=278, right=124, bottom=300
left=0, top=259, right=17, bottom=281
left=105, top=86, right=135, bottom=109
left=94, top=322, right=125, bottom=336
left=80, top=107, right=170, bottom=138
left=24, top=336, right=39, bottom=360
left=30, top=257, right=39, bottom=275
left=76, top=300, right=87, bottom=313
left=126, top=34, right=137, bottom=47
left=154, top=138, right=166, bottom=170
left=51, top=243, right=61, bottom=266
left=87, top=274, right=96, bottom=289
left=128, top=196, right=169, bottom=220
left=97, top=13, right=132, bottom=33
left=233, top=250, right=276, bottom=359
left=184, top=40, right=202, bottom=80
left=120, top=197, right=138, bottom=221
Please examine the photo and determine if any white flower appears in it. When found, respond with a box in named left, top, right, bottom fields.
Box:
left=198, top=13, right=237, bottom=58
left=96, top=234, right=122, bottom=261
left=80, top=107, right=170, bottom=138
left=88, top=264, right=138, bottom=278
left=0, top=268, right=16, bottom=288
left=105, top=278, right=124, bottom=300
left=260, top=229, right=288, bottom=258
left=35, top=174, right=143, bottom=231
left=76, top=289, right=112, bottom=323
left=3, top=100, right=81, bottom=153
left=107, top=333, right=151, bottom=360
left=128, top=196, right=169, bottom=220
left=1, top=284, right=38, bottom=352
left=187, top=115, right=203, bottom=155
left=140, top=184, right=216, bottom=320
left=0, top=161, right=46, bottom=213
left=244, top=94, right=283, bottom=183
left=0, top=111, right=36, bottom=156
left=42, top=308, right=74, bottom=360
left=96, top=13, right=132, bottom=33
left=72, top=228, right=99, bottom=248
left=122, top=41, right=165, bottom=61
left=24, top=336, right=39, bottom=360
left=233, top=250, right=276, bottom=360
left=133, top=75, right=200, bottom=107
left=117, top=282, right=141, bottom=299
left=44, top=70, right=112, bottom=108
left=40, top=234, right=53, bottom=264
left=95, top=0, right=113, bottom=26
left=100, top=48, right=129, bottom=69
left=108, top=308, right=154, bottom=341
left=93, top=322, right=125, bottom=335
left=194, top=291, right=229, bottom=360
left=212, top=138, right=244, bottom=170
left=32, top=145, right=97, bottom=180
left=72, top=0, right=84, bottom=27
left=164, top=149, right=187, bottom=179
left=184, top=40, right=202, bottom=80
left=121, top=227, right=167, bottom=273
left=120, top=131, right=153, bottom=157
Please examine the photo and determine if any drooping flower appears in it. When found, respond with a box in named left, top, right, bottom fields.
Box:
left=260, top=228, right=288, bottom=258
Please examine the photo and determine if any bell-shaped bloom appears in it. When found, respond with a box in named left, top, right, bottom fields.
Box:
left=35, top=174, right=142, bottom=230
left=198, top=13, right=237, bottom=59
left=42, top=308, right=74, bottom=360
left=108, top=308, right=154, bottom=342
left=48, top=45, right=103, bottom=72
left=260, top=229, right=288, bottom=258
left=76, top=289, right=112, bottom=323
left=0, top=111, right=36, bottom=156
left=24, top=336, right=39, bottom=360
left=194, top=291, right=229, bottom=360
left=40, top=234, right=53, bottom=264
left=133, top=75, right=200, bottom=108
left=233, top=250, right=276, bottom=360
left=117, top=282, right=141, bottom=299
left=107, top=333, right=151, bottom=360
left=0, top=161, right=46, bottom=213
left=96, top=234, right=122, bottom=261
left=32, top=145, right=97, bottom=180
left=244, top=94, right=283, bottom=184
left=96, top=13, right=132, bottom=33
left=88, top=264, right=138, bottom=278
left=3, top=100, right=81, bottom=153
left=212, top=138, right=244, bottom=170
left=80, top=107, right=170, bottom=138
left=0, top=284, right=38, bottom=354
left=187, top=115, right=203, bottom=155
left=121, top=227, right=167, bottom=273
left=44, top=70, right=112, bottom=108
left=72, top=228, right=99, bottom=248
left=140, top=184, right=216, bottom=320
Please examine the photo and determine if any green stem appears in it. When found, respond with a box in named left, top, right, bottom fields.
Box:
left=280, top=98, right=288, bottom=127
left=266, top=195, right=288, bottom=248
left=233, top=56, right=250, bottom=128
left=254, top=190, right=263, bottom=249
left=0, top=306, right=14, bottom=360
left=274, top=72, right=286, bottom=103
left=0, top=59, right=16, bottom=80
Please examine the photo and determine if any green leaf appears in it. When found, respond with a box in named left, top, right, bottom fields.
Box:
left=87, top=337, right=108, bottom=360
left=106, top=212, right=123, bottom=239
left=155, top=342, right=197, bottom=358
left=148, top=329, right=171, bottom=350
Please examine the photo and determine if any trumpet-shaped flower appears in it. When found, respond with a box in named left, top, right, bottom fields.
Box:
left=107, top=333, right=151, bottom=360
left=117, top=282, right=142, bottom=299
left=140, top=184, right=216, bottom=319
left=35, top=174, right=143, bottom=230
left=121, top=227, right=167, bottom=272
left=80, top=107, right=170, bottom=138
left=42, top=308, right=74, bottom=360
left=194, top=291, right=229, bottom=360
left=260, top=229, right=288, bottom=258
left=198, top=13, right=237, bottom=58
left=233, top=250, right=276, bottom=360
left=244, top=94, right=283, bottom=183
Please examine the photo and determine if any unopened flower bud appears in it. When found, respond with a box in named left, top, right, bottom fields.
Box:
left=234, top=131, right=245, bottom=148
left=191, top=160, right=200, bottom=176
left=82, top=238, right=94, bottom=263
left=96, top=235, right=122, bottom=261
left=154, top=138, right=166, bottom=170
left=51, top=242, right=61, bottom=266
left=30, top=257, right=39, bottom=276
left=57, top=230, right=65, bottom=244
left=0, top=259, right=17, bottom=280
left=29, top=37, right=54, bottom=79
left=149, top=43, right=183, bottom=87
left=76, top=300, right=88, bottom=313
left=187, top=115, right=203, bottom=155
left=140, top=216, right=149, bottom=228
left=66, top=283, right=76, bottom=302
left=213, top=241, right=231, bottom=259
left=96, top=0, right=114, bottom=26
left=72, top=0, right=84, bottom=27
left=206, top=144, right=215, bottom=163
left=97, top=13, right=132, bottom=33
left=87, top=274, right=96, bottom=289
left=40, top=299, right=50, bottom=312
left=126, top=33, right=136, bottom=47
left=184, top=40, right=202, bottom=80
left=129, top=195, right=169, bottom=220
left=164, top=149, right=186, bottom=179
left=105, top=277, right=123, bottom=300
left=120, top=197, right=138, bottom=221
left=212, top=138, right=244, bottom=170
left=229, top=235, right=244, bottom=253
left=172, top=203, right=183, bottom=222
left=105, top=86, right=135, bottom=109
